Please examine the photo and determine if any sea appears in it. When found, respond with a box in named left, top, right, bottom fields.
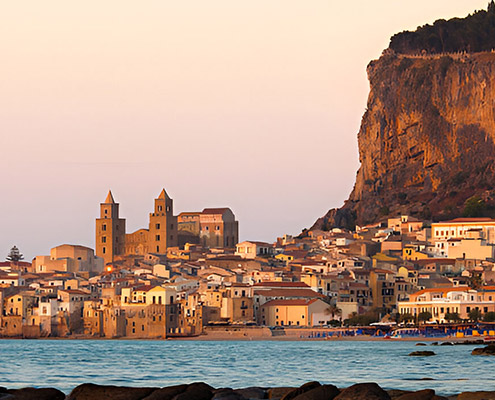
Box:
left=0, top=339, right=493, bottom=395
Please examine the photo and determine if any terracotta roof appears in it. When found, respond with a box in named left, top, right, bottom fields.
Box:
left=134, top=285, right=155, bottom=292
left=201, top=208, right=231, bottom=215
left=59, top=289, right=90, bottom=295
left=441, top=218, right=495, bottom=223
left=254, top=288, right=323, bottom=298
left=254, top=282, right=309, bottom=288
left=412, top=287, right=471, bottom=296
left=262, top=298, right=319, bottom=307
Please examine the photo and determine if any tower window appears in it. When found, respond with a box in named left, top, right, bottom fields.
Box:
left=102, top=237, right=106, bottom=243
left=156, top=223, right=160, bottom=229
left=104, top=209, right=108, bottom=214
left=156, top=235, right=160, bottom=241
left=156, top=246, right=160, bottom=252
left=102, top=247, right=106, bottom=254
left=102, top=224, right=107, bottom=231
left=166, top=206, right=170, bottom=212
left=158, top=205, right=163, bottom=212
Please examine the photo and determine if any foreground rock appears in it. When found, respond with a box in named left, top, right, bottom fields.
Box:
left=472, top=344, right=495, bottom=356
left=457, top=392, right=495, bottom=400
left=6, top=381, right=495, bottom=400
left=409, top=351, right=436, bottom=356
left=0, top=387, right=65, bottom=400
left=334, top=383, right=390, bottom=400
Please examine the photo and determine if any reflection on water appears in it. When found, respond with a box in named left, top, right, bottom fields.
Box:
left=0, top=339, right=493, bottom=395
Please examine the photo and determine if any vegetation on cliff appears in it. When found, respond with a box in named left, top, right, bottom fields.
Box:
left=390, top=2, right=495, bottom=55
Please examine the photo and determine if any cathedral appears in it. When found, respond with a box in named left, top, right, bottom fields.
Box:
left=95, top=190, right=238, bottom=265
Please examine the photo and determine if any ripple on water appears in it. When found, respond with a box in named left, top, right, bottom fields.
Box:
left=0, top=340, right=493, bottom=395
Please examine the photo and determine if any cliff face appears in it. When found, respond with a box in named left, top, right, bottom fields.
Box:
left=314, top=52, right=495, bottom=230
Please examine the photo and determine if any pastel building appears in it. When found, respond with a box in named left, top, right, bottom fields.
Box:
left=177, top=208, right=238, bottom=249
left=432, top=218, right=495, bottom=243
left=398, top=287, right=495, bottom=323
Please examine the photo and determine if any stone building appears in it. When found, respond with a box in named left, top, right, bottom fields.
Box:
left=177, top=208, right=239, bottom=249
left=95, top=191, right=126, bottom=266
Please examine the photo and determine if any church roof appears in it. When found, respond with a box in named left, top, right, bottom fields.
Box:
left=158, top=189, right=170, bottom=200
left=105, top=190, right=116, bottom=204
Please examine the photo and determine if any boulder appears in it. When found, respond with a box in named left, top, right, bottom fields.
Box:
left=416, top=343, right=427, bottom=346
left=281, top=382, right=321, bottom=400
left=66, top=383, right=157, bottom=400
left=211, top=389, right=245, bottom=400
left=334, top=383, right=391, bottom=400
left=173, top=382, right=214, bottom=400
left=408, top=351, right=436, bottom=356
left=387, top=390, right=412, bottom=399
left=142, top=384, right=188, bottom=400
left=292, top=385, right=340, bottom=400
left=268, top=388, right=294, bottom=399
left=6, top=388, right=65, bottom=400
left=233, top=387, right=267, bottom=399
left=395, top=389, right=448, bottom=400
left=472, top=345, right=495, bottom=355
left=439, top=342, right=454, bottom=346
left=457, top=392, right=495, bottom=399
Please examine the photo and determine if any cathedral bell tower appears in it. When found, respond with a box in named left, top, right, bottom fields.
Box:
left=148, top=189, right=178, bottom=253
left=95, top=190, right=126, bottom=266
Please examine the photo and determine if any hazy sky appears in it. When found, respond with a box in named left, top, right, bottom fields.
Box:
left=1, top=1, right=488, bottom=260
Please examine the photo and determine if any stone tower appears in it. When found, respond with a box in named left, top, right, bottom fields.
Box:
left=148, top=189, right=178, bottom=253
left=95, top=190, right=126, bottom=266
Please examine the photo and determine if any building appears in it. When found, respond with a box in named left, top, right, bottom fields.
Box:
left=33, top=245, right=103, bottom=274
left=398, top=287, right=495, bottom=323
left=95, top=191, right=126, bottom=265
left=432, top=218, right=495, bottom=243
left=235, top=241, right=273, bottom=259
left=259, top=298, right=330, bottom=327
left=177, top=208, right=239, bottom=249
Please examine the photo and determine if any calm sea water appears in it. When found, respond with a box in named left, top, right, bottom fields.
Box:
left=0, top=339, right=493, bottom=395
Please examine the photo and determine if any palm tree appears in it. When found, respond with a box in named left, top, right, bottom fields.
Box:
left=325, top=305, right=342, bottom=320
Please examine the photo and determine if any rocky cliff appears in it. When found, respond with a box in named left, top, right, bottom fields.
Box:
left=314, top=6, right=495, bottom=230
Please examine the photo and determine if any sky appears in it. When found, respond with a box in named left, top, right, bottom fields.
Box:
left=0, top=0, right=488, bottom=260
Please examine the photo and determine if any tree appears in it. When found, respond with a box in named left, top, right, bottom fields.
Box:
left=325, top=305, right=342, bottom=320
left=418, top=311, right=432, bottom=323
left=6, top=246, right=23, bottom=263
left=484, top=311, right=495, bottom=322
left=469, top=309, right=482, bottom=322
left=398, top=313, right=414, bottom=323
left=444, top=312, right=462, bottom=323
left=463, top=195, right=486, bottom=218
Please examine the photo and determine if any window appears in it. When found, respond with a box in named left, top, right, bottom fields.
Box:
left=156, top=246, right=160, bottom=252
left=102, top=224, right=107, bottom=231
left=156, top=223, right=160, bottom=229
left=104, top=209, right=108, bottom=215
left=156, top=235, right=160, bottom=241
left=158, top=205, right=163, bottom=212
left=216, top=226, right=220, bottom=231
left=102, top=247, right=106, bottom=254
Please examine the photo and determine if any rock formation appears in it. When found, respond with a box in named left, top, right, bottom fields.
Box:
left=314, top=4, right=495, bottom=230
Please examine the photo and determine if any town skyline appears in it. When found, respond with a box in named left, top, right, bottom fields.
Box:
left=1, top=0, right=488, bottom=260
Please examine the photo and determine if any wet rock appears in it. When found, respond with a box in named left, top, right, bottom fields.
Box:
left=334, top=383, right=391, bottom=400
left=416, top=343, right=427, bottom=346
left=174, top=382, right=214, bottom=400
left=457, top=392, right=495, bottom=400
left=211, top=389, right=245, bottom=400
left=472, top=344, right=495, bottom=355
left=387, top=390, right=411, bottom=400
left=281, top=382, right=321, bottom=400
left=6, top=388, right=65, bottom=400
left=267, top=387, right=294, bottom=399
left=66, top=383, right=157, bottom=400
left=440, top=342, right=454, bottom=346
left=142, top=384, right=188, bottom=400
left=431, top=342, right=438, bottom=346
left=233, top=387, right=267, bottom=399
left=409, top=351, right=436, bottom=356
left=395, top=389, right=447, bottom=400
left=292, top=385, right=340, bottom=400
